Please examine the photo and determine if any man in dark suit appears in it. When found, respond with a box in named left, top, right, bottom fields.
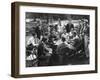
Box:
left=35, top=24, right=43, bottom=40
left=65, top=20, right=74, bottom=33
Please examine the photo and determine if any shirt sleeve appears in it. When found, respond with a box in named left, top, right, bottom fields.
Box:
left=27, top=37, right=35, bottom=46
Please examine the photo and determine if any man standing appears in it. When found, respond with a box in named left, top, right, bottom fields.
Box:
left=35, top=21, right=43, bottom=40
left=65, top=19, right=74, bottom=33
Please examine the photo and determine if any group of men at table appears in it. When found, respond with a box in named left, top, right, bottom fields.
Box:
left=26, top=19, right=89, bottom=66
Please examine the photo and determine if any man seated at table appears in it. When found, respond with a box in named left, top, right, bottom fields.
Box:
left=61, top=29, right=68, bottom=40
left=48, top=29, right=58, bottom=47
left=56, top=37, right=68, bottom=65
left=26, top=33, right=39, bottom=47
left=66, top=30, right=82, bottom=58
left=37, top=37, right=52, bottom=66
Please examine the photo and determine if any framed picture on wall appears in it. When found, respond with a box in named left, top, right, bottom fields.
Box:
left=11, top=2, right=98, bottom=78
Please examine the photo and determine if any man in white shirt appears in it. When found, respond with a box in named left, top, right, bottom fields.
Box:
left=26, top=33, right=39, bottom=47
left=26, top=33, right=39, bottom=62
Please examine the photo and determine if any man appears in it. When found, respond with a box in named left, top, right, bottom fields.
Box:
left=26, top=33, right=39, bottom=47
left=56, top=37, right=68, bottom=65
left=61, top=29, right=68, bottom=39
left=65, top=19, right=74, bottom=33
left=35, top=22, right=43, bottom=39
left=26, top=33, right=39, bottom=66
left=57, top=18, right=63, bottom=33
left=37, top=38, right=52, bottom=66
left=37, top=38, right=47, bottom=66
left=83, top=20, right=90, bottom=58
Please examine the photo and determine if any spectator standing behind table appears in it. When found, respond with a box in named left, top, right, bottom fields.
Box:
left=83, top=20, right=90, bottom=58
left=57, top=18, right=64, bottom=33
left=78, top=19, right=89, bottom=58
left=35, top=21, right=43, bottom=40
left=65, top=19, right=74, bottom=33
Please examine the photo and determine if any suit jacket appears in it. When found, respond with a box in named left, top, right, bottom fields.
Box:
left=65, top=23, right=74, bottom=33
left=56, top=43, right=67, bottom=55
left=35, top=26, right=43, bottom=39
